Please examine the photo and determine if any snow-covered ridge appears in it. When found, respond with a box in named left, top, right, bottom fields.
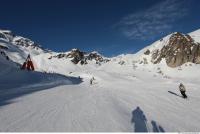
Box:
left=114, top=30, right=200, bottom=68
left=1, top=28, right=200, bottom=78
left=0, top=29, right=47, bottom=64
left=189, top=29, right=200, bottom=43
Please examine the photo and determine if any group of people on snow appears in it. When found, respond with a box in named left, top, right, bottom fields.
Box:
left=21, top=54, right=35, bottom=71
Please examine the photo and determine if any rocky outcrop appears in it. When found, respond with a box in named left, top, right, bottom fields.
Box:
left=50, top=49, right=110, bottom=65
left=144, top=49, right=150, bottom=55
left=151, top=32, right=200, bottom=67
left=87, top=52, right=110, bottom=64
left=69, top=49, right=86, bottom=64
left=13, top=37, right=43, bottom=50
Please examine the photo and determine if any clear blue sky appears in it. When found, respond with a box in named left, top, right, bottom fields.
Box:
left=0, top=0, right=200, bottom=57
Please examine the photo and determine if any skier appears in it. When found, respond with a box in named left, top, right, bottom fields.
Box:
left=90, top=77, right=95, bottom=85
left=179, top=83, right=187, bottom=98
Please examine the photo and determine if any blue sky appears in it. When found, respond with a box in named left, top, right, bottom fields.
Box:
left=0, top=0, right=200, bottom=57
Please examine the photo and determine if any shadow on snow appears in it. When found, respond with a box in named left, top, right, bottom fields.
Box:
left=131, top=106, right=165, bottom=132
left=168, top=91, right=183, bottom=98
left=0, top=71, right=83, bottom=107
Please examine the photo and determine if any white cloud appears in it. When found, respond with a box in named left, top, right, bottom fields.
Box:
left=116, top=0, right=188, bottom=40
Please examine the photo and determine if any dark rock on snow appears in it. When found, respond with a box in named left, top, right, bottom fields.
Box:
left=50, top=49, right=110, bottom=65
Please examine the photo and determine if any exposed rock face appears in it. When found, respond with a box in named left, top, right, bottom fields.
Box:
left=51, top=49, right=110, bottom=65
left=0, top=30, right=44, bottom=51
left=14, top=38, right=41, bottom=50
left=144, top=49, right=150, bottom=55
left=151, top=32, right=200, bottom=67
left=87, top=52, right=110, bottom=64
left=68, top=49, right=86, bottom=64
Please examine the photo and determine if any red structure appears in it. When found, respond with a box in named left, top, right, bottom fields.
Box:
left=21, top=54, right=35, bottom=71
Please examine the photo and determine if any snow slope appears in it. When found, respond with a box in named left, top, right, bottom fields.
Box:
left=0, top=29, right=46, bottom=64
left=1, top=62, right=200, bottom=132
left=189, top=29, right=200, bottom=43
left=0, top=53, right=82, bottom=109
left=1, top=29, right=200, bottom=132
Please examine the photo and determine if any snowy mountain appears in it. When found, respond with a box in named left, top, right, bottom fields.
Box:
left=1, top=28, right=200, bottom=132
left=0, top=29, right=110, bottom=74
left=0, top=29, right=47, bottom=65
left=140, top=32, right=200, bottom=67
left=1, top=28, right=200, bottom=76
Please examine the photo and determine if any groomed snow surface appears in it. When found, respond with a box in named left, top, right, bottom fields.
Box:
left=1, top=56, right=200, bottom=132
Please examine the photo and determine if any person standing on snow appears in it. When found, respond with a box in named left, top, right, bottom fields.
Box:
left=179, top=83, right=187, bottom=98
left=90, top=77, right=95, bottom=85
left=27, top=54, right=31, bottom=59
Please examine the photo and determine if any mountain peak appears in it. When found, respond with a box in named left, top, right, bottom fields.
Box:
left=142, top=32, right=200, bottom=67
left=0, top=29, right=12, bottom=34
